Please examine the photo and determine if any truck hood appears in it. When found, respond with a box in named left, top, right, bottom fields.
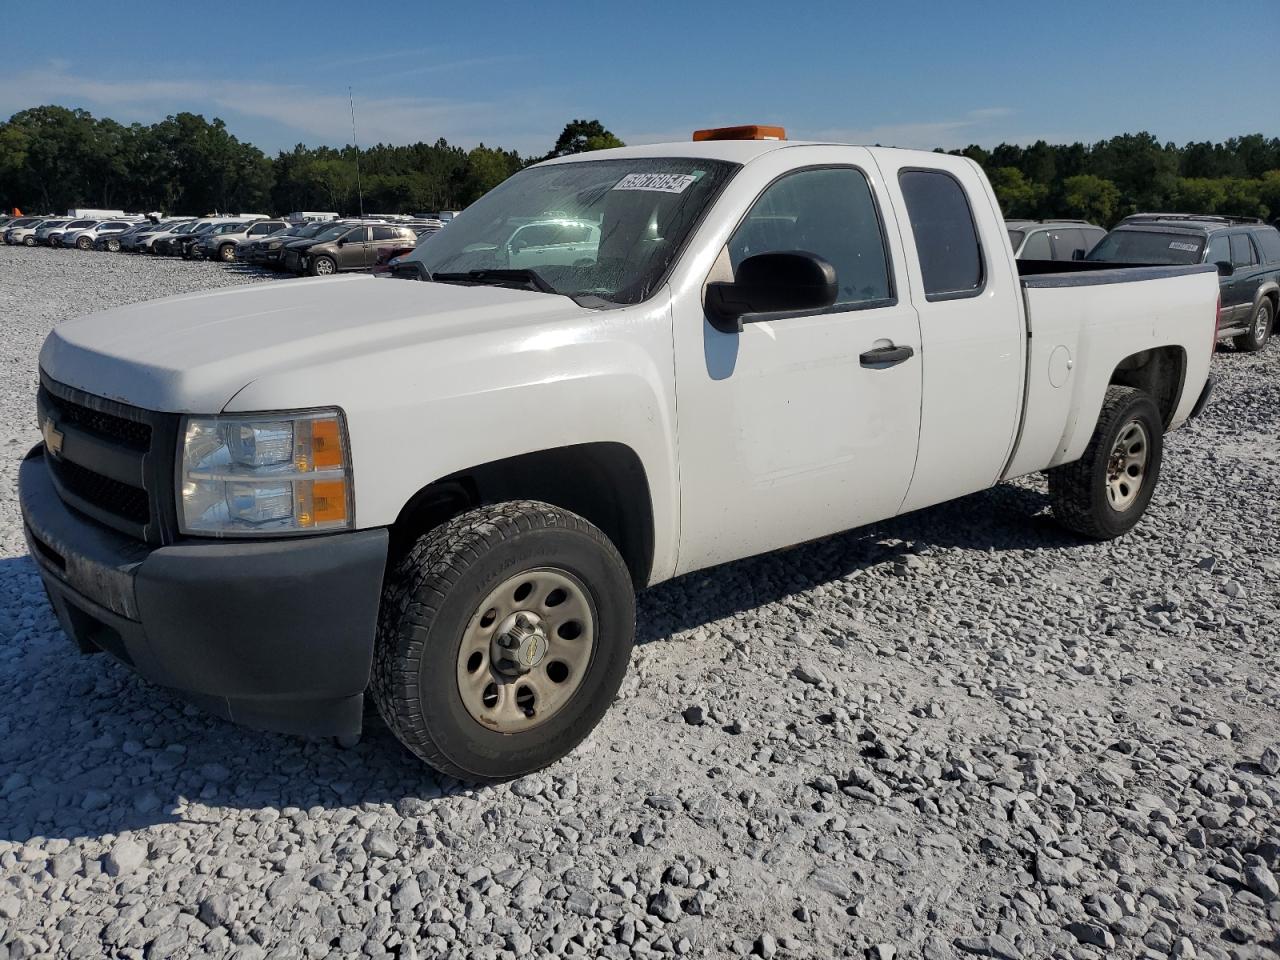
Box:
left=40, top=275, right=585, bottom=413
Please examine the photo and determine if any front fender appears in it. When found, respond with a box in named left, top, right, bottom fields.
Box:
left=224, top=293, right=682, bottom=582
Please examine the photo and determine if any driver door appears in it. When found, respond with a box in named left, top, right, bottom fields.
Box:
left=671, top=155, right=923, bottom=573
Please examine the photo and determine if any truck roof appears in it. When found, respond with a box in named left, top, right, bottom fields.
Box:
left=542, top=139, right=961, bottom=168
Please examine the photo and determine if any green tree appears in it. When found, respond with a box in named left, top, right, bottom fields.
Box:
left=1258, top=170, right=1280, bottom=221
left=1061, top=174, right=1121, bottom=225
left=989, top=167, right=1048, bottom=218
left=548, top=119, right=624, bottom=158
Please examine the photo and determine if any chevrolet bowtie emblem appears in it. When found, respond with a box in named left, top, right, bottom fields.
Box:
left=42, top=418, right=64, bottom=457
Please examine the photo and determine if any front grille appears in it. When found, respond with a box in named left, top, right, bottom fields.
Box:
left=53, top=458, right=151, bottom=524
left=38, top=375, right=180, bottom=543
left=51, top=397, right=151, bottom=450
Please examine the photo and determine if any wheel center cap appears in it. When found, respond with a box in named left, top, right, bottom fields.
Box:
left=493, top=612, right=548, bottom=674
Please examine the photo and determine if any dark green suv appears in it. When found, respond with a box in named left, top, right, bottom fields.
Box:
left=1088, top=215, right=1280, bottom=352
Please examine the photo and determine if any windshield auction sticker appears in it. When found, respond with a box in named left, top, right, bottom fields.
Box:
left=612, top=173, right=697, bottom=194
left=1168, top=241, right=1199, bottom=252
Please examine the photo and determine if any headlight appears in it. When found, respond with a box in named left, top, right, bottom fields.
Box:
left=178, top=409, right=353, bottom=537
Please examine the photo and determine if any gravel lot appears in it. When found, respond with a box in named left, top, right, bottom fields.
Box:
left=0, top=244, right=1277, bottom=960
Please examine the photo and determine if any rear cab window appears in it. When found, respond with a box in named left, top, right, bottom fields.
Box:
left=898, top=169, right=984, bottom=299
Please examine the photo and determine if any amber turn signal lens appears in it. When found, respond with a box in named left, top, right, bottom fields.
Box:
left=311, top=419, right=343, bottom=468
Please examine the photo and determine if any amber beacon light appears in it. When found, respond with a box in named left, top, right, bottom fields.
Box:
left=692, top=125, right=787, bottom=142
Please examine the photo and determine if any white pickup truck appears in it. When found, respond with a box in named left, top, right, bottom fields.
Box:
left=20, top=127, right=1218, bottom=781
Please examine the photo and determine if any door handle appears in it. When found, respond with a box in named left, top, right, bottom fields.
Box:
left=859, top=343, right=915, bottom=367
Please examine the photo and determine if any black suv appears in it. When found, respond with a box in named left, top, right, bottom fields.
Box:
left=1088, top=215, right=1280, bottom=351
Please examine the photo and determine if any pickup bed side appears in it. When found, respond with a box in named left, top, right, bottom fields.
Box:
left=1004, top=264, right=1218, bottom=479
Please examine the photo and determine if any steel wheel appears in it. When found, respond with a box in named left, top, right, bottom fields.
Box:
left=456, top=567, right=595, bottom=734
left=1106, top=419, right=1149, bottom=511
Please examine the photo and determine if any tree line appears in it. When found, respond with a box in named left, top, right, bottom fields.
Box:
left=2, top=105, right=1277, bottom=227
left=0, top=108, right=623, bottom=216
left=949, top=133, right=1280, bottom=225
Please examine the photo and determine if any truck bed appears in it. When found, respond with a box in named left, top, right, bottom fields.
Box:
left=1003, top=260, right=1218, bottom=480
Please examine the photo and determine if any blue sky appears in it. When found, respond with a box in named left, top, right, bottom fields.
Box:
left=3, top=1, right=1275, bottom=157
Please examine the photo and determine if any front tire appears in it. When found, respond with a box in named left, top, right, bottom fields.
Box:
left=371, top=501, right=636, bottom=782
left=23, top=236, right=36, bottom=247
left=1233, top=299, right=1273, bottom=353
left=309, top=255, right=336, bottom=276
left=76, top=237, right=91, bottom=250
left=106, top=238, right=120, bottom=252
left=1049, top=385, right=1163, bottom=540
left=218, top=243, right=236, bottom=262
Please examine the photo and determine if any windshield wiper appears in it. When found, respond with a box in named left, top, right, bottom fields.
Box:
left=431, top=268, right=558, bottom=295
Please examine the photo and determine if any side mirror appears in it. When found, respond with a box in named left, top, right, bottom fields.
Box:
left=704, top=252, right=838, bottom=333
left=1215, top=260, right=1234, bottom=277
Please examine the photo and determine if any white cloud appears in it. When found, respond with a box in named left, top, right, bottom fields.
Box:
left=0, top=62, right=561, bottom=155
left=801, top=108, right=1018, bottom=150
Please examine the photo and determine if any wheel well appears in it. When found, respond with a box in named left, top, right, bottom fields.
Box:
left=390, top=442, right=655, bottom=587
left=1108, top=345, right=1186, bottom=427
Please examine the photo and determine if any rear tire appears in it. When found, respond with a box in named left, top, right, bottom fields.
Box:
left=371, top=501, right=636, bottom=782
left=1233, top=299, right=1273, bottom=353
left=1048, top=385, right=1163, bottom=540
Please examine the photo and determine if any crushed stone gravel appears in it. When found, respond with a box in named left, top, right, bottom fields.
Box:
left=0, top=244, right=1278, bottom=959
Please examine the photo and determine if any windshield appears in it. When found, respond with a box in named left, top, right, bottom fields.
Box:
left=172, top=223, right=197, bottom=235
left=66, top=220, right=94, bottom=229
left=405, top=157, right=738, bottom=304
left=1087, top=229, right=1205, bottom=265
left=310, top=223, right=358, bottom=242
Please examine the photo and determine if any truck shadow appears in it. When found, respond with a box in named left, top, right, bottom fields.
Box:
left=635, top=479, right=1070, bottom=644
left=0, top=480, right=1071, bottom=843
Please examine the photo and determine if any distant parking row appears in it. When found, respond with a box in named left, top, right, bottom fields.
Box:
left=1, top=212, right=448, bottom=276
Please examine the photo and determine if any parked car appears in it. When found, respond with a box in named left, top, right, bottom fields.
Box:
left=97, top=221, right=162, bottom=252
left=33, top=219, right=77, bottom=246
left=4, top=217, right=52, bottom=246
left=283, top=221, right=413, bottom=276
left=183, top=220, right=254, bottom=259
left=242, top=220, right=338, bottom=268
left=119, top=219, right=190, bottom=252
left=45, top=219, right=99, bottom=248
left=197, top=219, right=288, bottom=262
left=63, top=219, right=143, bottom=250
left=371, top=240, right=418, bottom=275
left=20, top=129, right=1218, bottom=780
left=153, top=218, right=231, bottom=256
left=1088, top=215, right=1280, bottom=351
left=135, top=219, right=197, bottom=253
left=1006, top=219, right=1106, bottom=260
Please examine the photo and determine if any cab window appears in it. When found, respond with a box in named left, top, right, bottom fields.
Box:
left=898, top=170, right=983, bottom=299
left=730, top=166, right=892, bottom=308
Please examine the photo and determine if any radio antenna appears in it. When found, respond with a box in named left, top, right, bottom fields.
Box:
left=349, top=86, right=365, bottom=218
